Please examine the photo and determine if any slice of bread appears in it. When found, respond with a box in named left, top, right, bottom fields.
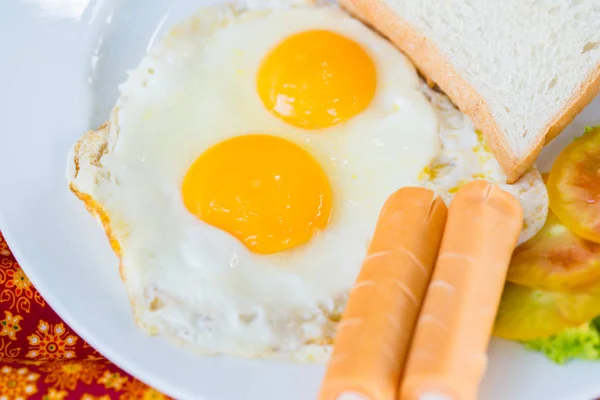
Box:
left=339, top=0, right=600, bottom=182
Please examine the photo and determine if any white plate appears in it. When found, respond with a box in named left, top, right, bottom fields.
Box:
left=1, top=1, right=599, bottom=399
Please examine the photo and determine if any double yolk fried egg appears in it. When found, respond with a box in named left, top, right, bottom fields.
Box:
left=68, top=1, right=548, bottom=360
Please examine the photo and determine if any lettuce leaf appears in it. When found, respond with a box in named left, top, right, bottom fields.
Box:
left=524, top=316, right=600, bottom=364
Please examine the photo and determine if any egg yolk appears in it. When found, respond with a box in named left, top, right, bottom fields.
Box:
left=257, top=30, right=377, bottom=129
left=182, top=134, right=332, bottom=254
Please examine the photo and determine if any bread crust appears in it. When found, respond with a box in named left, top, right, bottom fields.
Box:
left=544, top=67, right=600, bottom=145
left=340, top=0, right=600, bottom=183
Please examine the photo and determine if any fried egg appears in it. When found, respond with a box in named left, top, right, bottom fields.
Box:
left=68, top=0, right=548, bottom=361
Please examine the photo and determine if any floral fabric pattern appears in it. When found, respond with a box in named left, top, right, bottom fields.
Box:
left=0, top=233, right=169, bottom=399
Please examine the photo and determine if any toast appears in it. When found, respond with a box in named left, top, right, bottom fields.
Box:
left=339, top=0, right=600, bottom=182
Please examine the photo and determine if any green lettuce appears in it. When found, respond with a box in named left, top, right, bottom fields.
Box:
left=524, top=317, right=600, bottom=364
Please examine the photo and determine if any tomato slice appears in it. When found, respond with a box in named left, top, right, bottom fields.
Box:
left=507, top=210, right=600, bottom=290
left=493, top=283, right=600, bottom=340
left=547, top=127, right=600, bottom=243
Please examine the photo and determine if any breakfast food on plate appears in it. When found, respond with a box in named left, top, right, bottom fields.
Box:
left=547, top=127, right=600, bottom=243
left=524, top=317, right=600, bottom=364
left=338, top=0, right=600, bottom=183
left=401, top=181, right=523, bottom=400
left=494, top=282, right=600, bottom=342
left=67, top=0, right=547, bottom=359
left=319, top=187, right=447, bottom=400
left=507, top=209, right=600, bottom=291
left=495, top=128, right=600, bottom=364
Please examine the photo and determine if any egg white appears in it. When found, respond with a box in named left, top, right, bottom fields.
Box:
left=68, top=0, right=548, bottom=360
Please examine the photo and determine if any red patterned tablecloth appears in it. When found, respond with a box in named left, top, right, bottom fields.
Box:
left=0, top=232, right=170, bottom=400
